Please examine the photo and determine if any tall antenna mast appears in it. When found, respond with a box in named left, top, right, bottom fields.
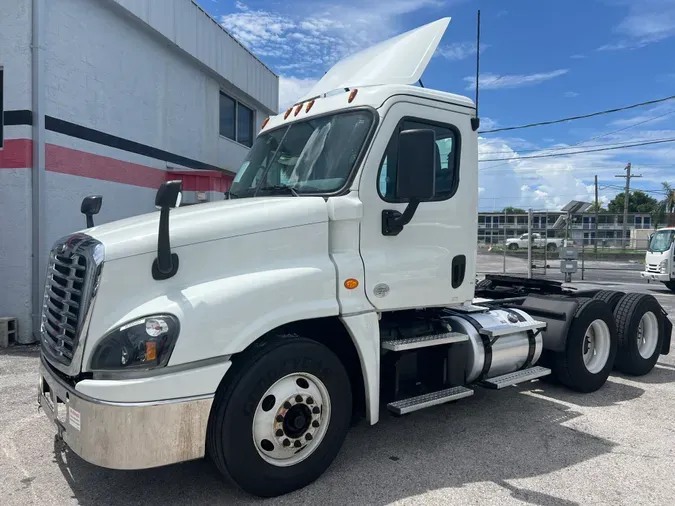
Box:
left=472, top=9, right=481, bottom=131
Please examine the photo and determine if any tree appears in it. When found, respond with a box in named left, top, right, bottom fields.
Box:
left=588, top=202, right=606, bottom=213
left=653, top=182, right=675, bottom=229
left=502, top=206, right=527, bottom=214
left=606, top=190, right=659, bottom=214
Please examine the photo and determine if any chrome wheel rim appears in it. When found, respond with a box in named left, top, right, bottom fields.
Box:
left=637, top=311, right=659, bottom=359
left=252, top=372, right=331, bottom=467
left=582, top=319, right=611, bottom=374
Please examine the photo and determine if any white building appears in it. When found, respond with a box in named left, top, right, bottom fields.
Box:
left=0, top=0, right=279, bottom=343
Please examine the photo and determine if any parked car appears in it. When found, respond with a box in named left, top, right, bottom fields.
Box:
left=506, top=233, right=563, bottom=251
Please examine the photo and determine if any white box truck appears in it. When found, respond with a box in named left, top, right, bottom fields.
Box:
left=37, top=18, right=672, bottom=498
left=641, top=227, right=675, bottom=291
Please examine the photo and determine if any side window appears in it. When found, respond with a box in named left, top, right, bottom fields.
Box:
left=378, top=118, right=460, bottom=201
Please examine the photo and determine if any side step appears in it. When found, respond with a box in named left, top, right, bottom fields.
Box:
left=480, top=366, right=551, bottom=390
left=387, top=386, right=474, bottom=415
left=381, top=332, right=468, bottom=352
left=479, top=320, right=546, bottom=338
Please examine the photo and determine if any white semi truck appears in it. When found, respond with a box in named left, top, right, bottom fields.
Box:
left=641, top=227, right=675, bottom=291
left=37, top=18, right=672, bottom=498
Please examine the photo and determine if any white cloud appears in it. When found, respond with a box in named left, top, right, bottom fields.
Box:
left=435, top=42, right=487, bottom=61
left=598, top=0, right=675, bottom=51
left=564, top=91, right=580, bottom=98
left=479, top=117, right=499, bottom=131
left=279, top=76, right=319, bottom=110
left=570, top=54, right=586, bottom=59
left=464, top=69, right=569, bottom=90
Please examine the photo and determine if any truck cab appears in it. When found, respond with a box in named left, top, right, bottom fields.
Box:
left=641, top=227, right=675, bottom=290
left=37, top=17, right=671, bottom=499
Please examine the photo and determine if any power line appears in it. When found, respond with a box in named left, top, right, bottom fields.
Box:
left=478, top=137, right=675, bottom=164
left=478, top=94, right=675, bottom=134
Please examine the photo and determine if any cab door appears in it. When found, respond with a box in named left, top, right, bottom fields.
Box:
left=357, top=99, right=478, bottom=311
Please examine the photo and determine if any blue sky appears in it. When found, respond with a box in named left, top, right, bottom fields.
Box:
left=206, top=0, right=675, bottom=211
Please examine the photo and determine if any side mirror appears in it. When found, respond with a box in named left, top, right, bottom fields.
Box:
left=395, top=129, right=436, bottom=200
left=81, top=195, right=102, bottom=228
left=382, top=129, right=436, bottom=236
left=152, top=180, right=182, bottom=280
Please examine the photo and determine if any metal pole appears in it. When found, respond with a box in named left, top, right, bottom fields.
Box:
left=544, top=210, right=548, bottom=276
left=594, top=174, right=599, bottom=256
left=528, top=208, right=533, bottom=279
left=502, top=211, right=506, bottom=274
left=581, top=237, right=585, bottom=280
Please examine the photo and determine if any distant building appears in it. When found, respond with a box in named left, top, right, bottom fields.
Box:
left=0, top=0, right=278, bottom=342
left=478, top=211, right=653, bottom=246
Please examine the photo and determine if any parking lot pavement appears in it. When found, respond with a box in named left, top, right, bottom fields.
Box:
left=2, top=282, right=675, bottom=506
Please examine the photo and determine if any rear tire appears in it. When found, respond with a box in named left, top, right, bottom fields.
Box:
left=546, top=242, right=558, bottom=252
left=613, top=293, right=665, bottom=376
left=593, top=290, right=625, bottom=312
left=552, top=298, right=618, bottom=393
left=207, top=336, right=352, bottom=498
left=508, top=243, right=519, bottom=250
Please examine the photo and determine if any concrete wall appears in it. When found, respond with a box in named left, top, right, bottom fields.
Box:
left=0, top=0, right=33, bottom=343
left=0, top=0, right=277, bottom=343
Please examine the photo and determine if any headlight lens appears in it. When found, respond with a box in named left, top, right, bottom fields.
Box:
left=660, top=260, right=668, bottom=273
left=90, top=315, right=180, bottom=371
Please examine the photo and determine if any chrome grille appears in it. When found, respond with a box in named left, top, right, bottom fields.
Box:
left=41, top=234, right=104, bottom=371
left=646, top=263, right=661, bottom=273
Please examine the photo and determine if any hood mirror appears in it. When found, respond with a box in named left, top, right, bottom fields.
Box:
left=81, top=195, right=102, bottom=228
left=152, top=180, right=182, bottom=281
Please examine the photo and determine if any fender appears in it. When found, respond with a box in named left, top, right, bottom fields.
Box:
left=81, top=222, right=339, bottom=369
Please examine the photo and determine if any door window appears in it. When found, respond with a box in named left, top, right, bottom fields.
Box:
left=378, top=118, right=460, bottom=202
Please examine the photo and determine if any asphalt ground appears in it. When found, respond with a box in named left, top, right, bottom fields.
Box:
left=2, top=266, right=675, bottom=505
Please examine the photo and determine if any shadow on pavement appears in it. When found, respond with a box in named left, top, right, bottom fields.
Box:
left=53, top=385, right=616, bottom=506
left=520, top=376, right=645, bottom=407
left=613, top=363, right=675, bottom=385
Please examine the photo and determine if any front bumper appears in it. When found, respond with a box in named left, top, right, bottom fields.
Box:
left=38, top=357, right=214, bottom=469
left=640, top=271, right=671, bottom=282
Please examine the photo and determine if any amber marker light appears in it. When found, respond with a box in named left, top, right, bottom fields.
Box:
left=348, top=89, right=358, bottom=103
left=344, top=278, right=359, bottom=290
left=294, top=103, right=303, bottom=116
left=284, top=108, right=292, bottom=119
left=306, top=100, right=315, bottom=112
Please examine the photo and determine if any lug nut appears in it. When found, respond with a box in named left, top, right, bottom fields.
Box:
left=295, top=395, right=303, bottom=403
left=276, top=429, right=284, bottom=437
left=312, top=420, right=320, bottom=428
left=312, top=406, right=320, bottom=414
left=284, top=401, right=292, bottom=409
left=305, top=433, right=313, bottom=441
left=294, top=440, right=302, bottom=448
left=276, top=415, right=284, bottom=423
left=283, top=439, right=290, bottom=447
left=306, top=397, right=314, bottom=405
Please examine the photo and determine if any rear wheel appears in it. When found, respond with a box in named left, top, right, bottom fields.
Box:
left=546, top=242, right=558, bottom=252
left=593, top=290, right=625, bottom=312
left=508, top=243, right=519, bottom=250
left=613, top=293, right=665, bottom=376
left=207, top=336, right=352, bottom=498
left=551, top=298, right=618, bottom=393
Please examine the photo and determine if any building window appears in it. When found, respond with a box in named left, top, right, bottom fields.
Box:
left=0, top=67, right=4, bottom=148
left=219, top=91, right=255, bottom=147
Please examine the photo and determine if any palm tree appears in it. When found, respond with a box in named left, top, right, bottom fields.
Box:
left=654, top=182, right=675, bottom=229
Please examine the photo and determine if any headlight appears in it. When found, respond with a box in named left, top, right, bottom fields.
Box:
left=660, top=260, right=668, bottom=273
left=90, top=315, right=180, bottom=371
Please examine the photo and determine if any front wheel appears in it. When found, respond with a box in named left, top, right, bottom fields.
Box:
left=207, top=336, right=352, bottom=498
left=546, top=242, right=558, bottom=252
left=664, top=281, right=675, bottom=292
left=508, top=243, right=519, bottom=250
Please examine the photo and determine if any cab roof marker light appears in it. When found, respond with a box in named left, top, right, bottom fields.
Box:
left=306, top=100, right=315, bottom=113
left=294, top=103, right=303, bottom=116
left=261, top=117, right=270, bottom=129
left=348, top=89, right=358, bottom=103
left=284, top=108, right=293, bottom=119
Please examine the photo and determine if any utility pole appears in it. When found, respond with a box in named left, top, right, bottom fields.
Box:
left=594, top=175, right=599, bottom=254
left=615, top=162, right=642, bottom=249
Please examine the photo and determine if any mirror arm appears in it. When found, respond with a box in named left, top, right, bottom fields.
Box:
left=152, top=205, right=179, bottom=280
left=382, top=199, right=420, bottom=236
left=85, top=214, right=94, bottom=229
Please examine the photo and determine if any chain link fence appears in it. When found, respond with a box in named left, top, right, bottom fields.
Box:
left=477, top=210, right=654, bottom=283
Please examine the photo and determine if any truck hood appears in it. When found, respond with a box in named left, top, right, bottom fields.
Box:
left=84, top=197, right=329, bottom=261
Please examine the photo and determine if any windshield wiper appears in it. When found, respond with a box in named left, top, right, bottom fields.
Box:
left=258, top=184, right=300, bottom=197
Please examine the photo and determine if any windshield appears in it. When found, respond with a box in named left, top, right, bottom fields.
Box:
left=229, top=110, right=374, bottom=198
left=648, top=230, right=675, bottom=253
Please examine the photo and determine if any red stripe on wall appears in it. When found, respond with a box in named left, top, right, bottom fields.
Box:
left=44, top=144, right=233, bottom=191
left=1, top=141, right=233, bottom=191
left=0, top=139, right=33, bottom=168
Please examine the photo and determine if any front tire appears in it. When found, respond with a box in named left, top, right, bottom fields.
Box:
left=508, top=243, right=519, bottom=250
left=207, top=336, right=352, bottom=498
left=613, top=293, right=665, bottom=376
left=664, top=281, right=675, bottom=292
left=552, top=298, right=618, bottom=393
left=546, top=242, right=558, bottom=252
